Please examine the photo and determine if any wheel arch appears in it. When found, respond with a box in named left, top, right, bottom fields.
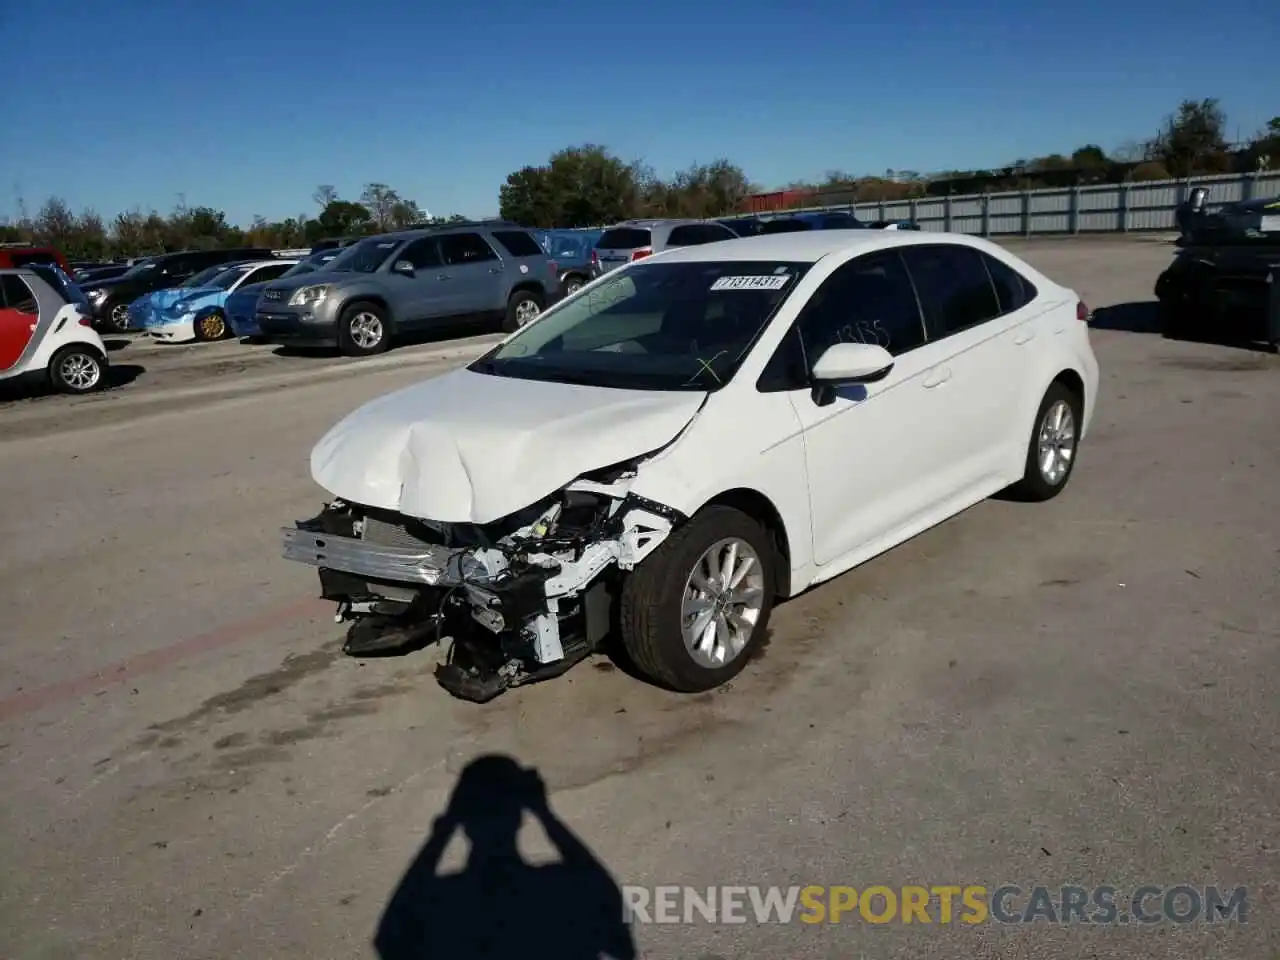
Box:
left=510, top=281, right=547, bottom=304
left=1050, top=367, right=1085, bottom=410
left=695, top=487, right=792, bottom=598
left=50, top=337, right=106, bottom=363
left=338, top=294, right=393, bottom=328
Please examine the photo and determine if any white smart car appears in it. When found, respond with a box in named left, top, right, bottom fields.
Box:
left=282, top=230, right=1099, bottom=702
left=0, top=266, right=109, bottom=395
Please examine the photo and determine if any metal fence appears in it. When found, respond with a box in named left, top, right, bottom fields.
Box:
left=751, top=172, right=1280, bottom=236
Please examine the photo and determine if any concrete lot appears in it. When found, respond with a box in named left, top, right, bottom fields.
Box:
left=1, top=237, right=1277, bottom=960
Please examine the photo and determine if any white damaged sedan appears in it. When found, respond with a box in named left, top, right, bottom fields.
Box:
left=282, top=230, right=1099, bottom=702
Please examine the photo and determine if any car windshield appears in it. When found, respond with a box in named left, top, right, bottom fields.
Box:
left=209, top=265, right=253, bottom=290
left=471, top=259, right=811, bottom=391
left=122, top=260, right=157, bottom=277
left=281, top=252, right=337, bottom=278
left=182, top=265, right=228, bottom=287
left=327, top=237, right=401, bottom=273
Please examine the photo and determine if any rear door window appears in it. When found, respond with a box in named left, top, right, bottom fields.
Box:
left=981, top=253, right=1038, bottom=314
left=899, top=244, right=1002, bottom=338
left=490, top=230, right=544, bottom=258
left=597, top=228, right=652, bottom=250
left=439, top=233, right=498, bottom=265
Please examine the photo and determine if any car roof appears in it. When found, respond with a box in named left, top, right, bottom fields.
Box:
left=645, top=230, right=993, bottom=264
left=605, top=219, right=709, bottom=228
left=231, top=258, right=299, bottom=268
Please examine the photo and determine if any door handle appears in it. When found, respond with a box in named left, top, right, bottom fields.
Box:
left=923, top=366, right=952, bottom=388
left=1014, top=329, right=1035, bottom=345
left=436, top=273, right=451, bottom=281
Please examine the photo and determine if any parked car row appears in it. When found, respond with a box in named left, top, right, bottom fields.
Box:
left=1, top=212, right=930, bottom=396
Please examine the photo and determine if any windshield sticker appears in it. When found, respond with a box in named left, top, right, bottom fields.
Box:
left=710, top=275, right=790, bottom=291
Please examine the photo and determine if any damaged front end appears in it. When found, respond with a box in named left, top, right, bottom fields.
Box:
left=280, top=464, right=683, bottom=702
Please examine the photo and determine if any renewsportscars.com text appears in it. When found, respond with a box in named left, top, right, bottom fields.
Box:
left=622, top=884, right=1248, bottom=925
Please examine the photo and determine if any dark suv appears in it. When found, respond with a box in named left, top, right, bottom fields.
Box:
left=81, top=247, right=276, bottom=332
left=253, top=222, right=559, bottom=356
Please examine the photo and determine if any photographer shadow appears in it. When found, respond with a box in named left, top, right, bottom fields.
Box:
left=374, top=754, right=637, bottom=960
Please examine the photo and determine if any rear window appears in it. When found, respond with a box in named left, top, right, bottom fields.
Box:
left=759, top=219, right=811, bottom=234
left=598, top=228, right=652, bottom=250
left=490, top=230, right=543, bottom=258
left=27, top=264, right=79, bottom=305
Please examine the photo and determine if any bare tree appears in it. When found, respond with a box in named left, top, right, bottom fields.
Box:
left=360, top=183, right=401, bottom=230
left=313, top=185, right=338, bottom=210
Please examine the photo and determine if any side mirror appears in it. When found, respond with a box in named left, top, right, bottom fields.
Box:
left=811, top=342, right=894, bottom=384
left=810, top=342, right=894, bottom=406
left=392, top=260, right=415, bottom=277
left=1189, top=187, right=1208, bottom=213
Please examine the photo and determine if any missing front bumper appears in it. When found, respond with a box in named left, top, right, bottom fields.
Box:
left=281, top=526, right=480, bottom=586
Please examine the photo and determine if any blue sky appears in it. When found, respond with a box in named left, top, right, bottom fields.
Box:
left=1, top=0, right=1275, bottom=227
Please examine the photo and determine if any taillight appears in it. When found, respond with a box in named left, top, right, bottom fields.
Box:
left=590, top=249, right=599, bottom=265
left=78, top=315, right=94, bottom=327
left=1077, top=301, right=1090, bottom=323
left=631, top=248, right=652, bottom=262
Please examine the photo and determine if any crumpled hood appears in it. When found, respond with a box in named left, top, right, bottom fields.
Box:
left=165, top=287, right=223, bottom=313
left=310, top=367, right=706, bottom=524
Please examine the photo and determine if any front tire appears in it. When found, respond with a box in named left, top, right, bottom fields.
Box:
left=619, top=505, right=776, bottom=692
left=337, top=301, right=390, bottom=357
left=1007, top=382, right=1082, bottom=502
left=503, top=289, right=543, bottom=333
left=102, top=301, right=132, bottom=333
left=192, top=309, right=230, bottom=342
left=48, top=346, right=106, bottom=395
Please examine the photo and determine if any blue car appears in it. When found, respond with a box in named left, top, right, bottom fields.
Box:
left=225, top=249, right=343, bottom=339
left=140, top=259, right=298, bottom=342
left=126, top=263, right=244, bottom=331
left=533, top=228, right=603, bottom=296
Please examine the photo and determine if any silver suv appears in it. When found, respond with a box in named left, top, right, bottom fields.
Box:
left=253, top=222, right=558, bottom=356
left=591, top=219, right=739, bottom=276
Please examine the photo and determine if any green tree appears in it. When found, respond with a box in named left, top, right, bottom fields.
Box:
left=499, top=165, right=561, bottom=226
left=1150, top=98, right=1231, bottom=177
left=1245, top=117, right=1279, bottom=171
left=317, top=199, right=372, bottom=236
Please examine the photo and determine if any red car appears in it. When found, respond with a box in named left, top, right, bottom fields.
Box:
left=0, top=244, right=72, bottom=273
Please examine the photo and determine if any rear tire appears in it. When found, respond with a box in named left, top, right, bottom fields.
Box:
left=503, top=289, right=543, bottom=333
left=619, top=505, right=776, bottom=692
left=48, top=346, right=106, bottom=395
left=337, top=301, right=390, bottom=357
left=1006, top=382, right=1082, bottom=502
left=563, top=274, right=586, bottom=297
